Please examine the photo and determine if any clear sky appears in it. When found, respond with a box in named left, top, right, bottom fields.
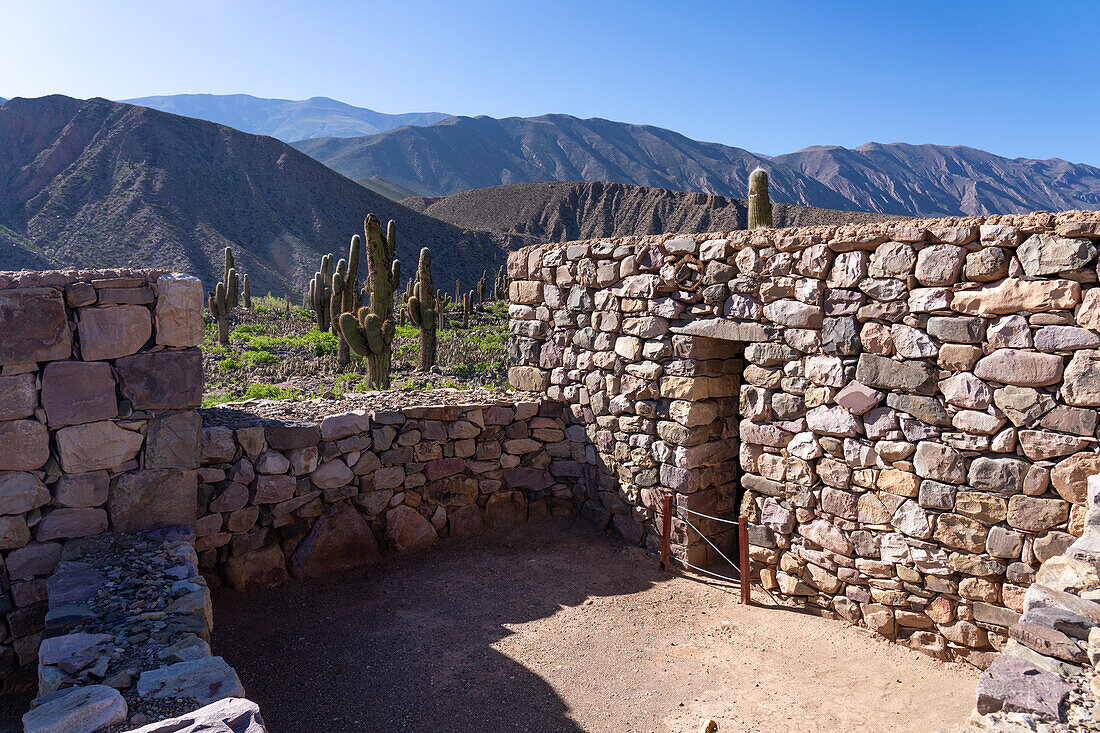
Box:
left=2, top=0, right=1098, bottom=163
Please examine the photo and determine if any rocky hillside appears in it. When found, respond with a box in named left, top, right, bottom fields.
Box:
left=775, top=143, right=1100, bottom=216
left=123, top=94, right=450, bottom=141
left=294, top=113, right=1100, bottom=217
left=294, top=114, right=854, bottom=208
left=0, top=96, right=503, bottom=295
left=402, top=181, right=900, bottom=248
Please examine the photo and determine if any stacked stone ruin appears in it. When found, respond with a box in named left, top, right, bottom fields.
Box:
left=506, top=210, right=1100, bottom=667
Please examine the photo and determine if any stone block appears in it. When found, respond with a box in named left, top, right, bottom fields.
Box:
left=36, top=508, right=107, bottom=541
left=226, top=545, right=288, bottom=591
left=975, top=654, right=1070, bottom=719
left=384, top=505, right=437, bottom=552
left=0, top=419, right=50, bottom=471
left=1007, top=495, right=1069, bottom=532
left=154, top=273, right=204, bottom=347
left=22, top=684, right=127, bottom=733
left=974, top=350, right=1064, bottom=388
left=56, top=420, right=143, bottom=473
left=109, top=470, right=198, bottom=531
left=146, top=411, right=202, bottom=469
left=78, top=305, right=151, bottom=360
left=289, top=504, right=380, bottom=578
left=0, top=287, right=71, bottom=365
left=136, top=656, right=245, bottom=705
left=0, top=374, right=37, bottom=421
left=40, top=361, right=118, bottom=427
left=116, top=348, right=202, bottom=409
left=855, top=354, right=936, bottom=395
left=0, top=472, right=50, bottom=515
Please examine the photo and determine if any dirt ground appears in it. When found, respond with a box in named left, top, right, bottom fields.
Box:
left=212, top=517, right=977, bottom=733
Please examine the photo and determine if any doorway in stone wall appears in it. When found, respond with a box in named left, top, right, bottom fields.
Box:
left=662, top=331, right=744, bottom=580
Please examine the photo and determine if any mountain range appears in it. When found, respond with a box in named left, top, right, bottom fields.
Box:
left=0, top=95, right=502, bottom=294
left=121, top=94, right=450, bottom=142
left=401, top=181, right=897, bottom=248
left=294, top=114, right=1100, bottom=218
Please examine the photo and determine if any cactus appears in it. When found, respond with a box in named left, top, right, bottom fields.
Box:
left=463, top=290, right=472, bottom=327
left=340, top=215, right=400, bottom=389
left=477, top=271, right=487, bottom=303
left=455, top=279, right=461, bottom=305
left=207, top=247, right=239, bottom=345
left=308, top=254, right=334, bottom=331
left=748, top=167, right=773, bottom=230
left=330, top=235, right=362, bottom=368
left=242, top=274, right=251, bottom=309
left=406, top=248, right=438, bottom=369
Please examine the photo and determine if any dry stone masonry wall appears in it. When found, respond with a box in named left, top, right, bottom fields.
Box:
left=0, top=269, right=205, bottom=693
left=196, top=397, right=586, bottom=591
left=506, top=210, right=1100, bottom=666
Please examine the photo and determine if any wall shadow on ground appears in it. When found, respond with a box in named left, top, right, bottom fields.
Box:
left=211, top=516, right=668, bottom=733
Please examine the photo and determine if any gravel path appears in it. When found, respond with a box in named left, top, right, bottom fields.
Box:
left=213, top=518, right=977, bottom=732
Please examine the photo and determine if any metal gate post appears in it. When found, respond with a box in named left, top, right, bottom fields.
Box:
left=660, top=494, right=673, bottom=572
left=738, top=515, right=750, bottom=605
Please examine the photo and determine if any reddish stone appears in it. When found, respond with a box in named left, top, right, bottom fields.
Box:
left=225, top=545, right=288, bottom=591
left=116, top=348, right=202, bottom=409
left=424, top=457, right=465, bottom=481
left=289, top=504, right=380, bottom=578
left=0, top=287, right=71, bottom=365
left=0, top=374, right=37, bottom=421
left=0, top=419, right=50, bottom=471
left=384, top=505, right=437, bottom=552
left=40, top=361, right=117, bottom=427
left=485, top=491, right=528, bottom=529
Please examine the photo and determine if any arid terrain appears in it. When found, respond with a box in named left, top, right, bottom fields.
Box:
left=213, top=519, right=976, bottom=733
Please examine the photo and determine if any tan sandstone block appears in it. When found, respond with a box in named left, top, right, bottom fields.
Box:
left=155, top=274, right=204, bottom=347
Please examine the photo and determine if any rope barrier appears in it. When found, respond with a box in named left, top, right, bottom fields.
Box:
left=676, top=509, right=742, bottom=576
left=675, top=504, right=741, bottom=525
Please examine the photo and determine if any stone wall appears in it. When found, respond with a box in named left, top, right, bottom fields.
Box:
left=506, top=210, right=1100, bottom=665
left=196, top=397, right=586, bottom=590
left=949, top=472, right=1100, bottom=730
left=0, top=269, right=205, bottom=691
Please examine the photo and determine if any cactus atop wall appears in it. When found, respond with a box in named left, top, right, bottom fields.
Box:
left=407, top=247, right=438, bottom=369
left=748, top=167, right=773, bottom=230
left=340, top=215, right=400, bottom=389
left=308, top=254, right=334, bottom=331
left=208, top=246, right=239, bottom=345
left=330, top=235, right=362, bottom=368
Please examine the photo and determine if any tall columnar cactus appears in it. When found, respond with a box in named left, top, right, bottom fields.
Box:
left=478, top=271, right=487, bottom=303
left=406, top=248, right=438, bottom=369
left=493, top=265, right=509, bottom=301
left=329, top=235, right=362, bottom=367
left=340, top=215, right=400, bottom=389
left=208, top=247, right=239, bottom=345
left=748, top=167, right=773, bottom=230
left=455, top=279, right=461, bottom=305
left=308, top=254, right=334, bottom=331
left=463, top=290, right=472, bottom=327
left=241, top=274, right=251, bottom=309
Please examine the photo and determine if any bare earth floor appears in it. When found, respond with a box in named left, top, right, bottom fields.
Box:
left=212, top=518, right=977, bottom=733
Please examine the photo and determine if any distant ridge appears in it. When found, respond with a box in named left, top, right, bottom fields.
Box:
left=294, top=112, right=1100, bottom=217
left=401, top=180, right=900, bottom=248
left=0, top=95, right=503, bottom=295
left=122, top=93, right=451, bottom=142
left=356, top=176, right=425, bottom=201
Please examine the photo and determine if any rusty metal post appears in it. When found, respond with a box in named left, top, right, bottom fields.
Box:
left=660, top=494, right=673, bottom=572
left=738, top=515, right=750, bottom=605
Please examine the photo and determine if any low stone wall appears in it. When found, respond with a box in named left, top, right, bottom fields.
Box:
left=195, top=396, right=588, bottom=590
left=0, top=269, right=204, bottom=692
left=506, top=210, right=1100, bottom=665
left=949, top=472, right=1100, bottom=730
left=23, top=527, right=255, bottom=732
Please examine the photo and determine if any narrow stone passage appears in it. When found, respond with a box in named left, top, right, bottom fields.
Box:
left=212, top=518, right=975, bottom=732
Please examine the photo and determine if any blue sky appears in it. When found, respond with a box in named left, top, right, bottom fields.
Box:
left=2, top=0, right=1098, bottom=163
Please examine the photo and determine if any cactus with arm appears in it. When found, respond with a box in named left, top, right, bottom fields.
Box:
left=330, top=235, right=362, bottom=367
left=207, top=247, right=239, bottom=345
left=406, top=248, right=438, bottom=369
left=308, top=254, right=334, bottom=331
left=340, top=215, right=400, bottom=389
